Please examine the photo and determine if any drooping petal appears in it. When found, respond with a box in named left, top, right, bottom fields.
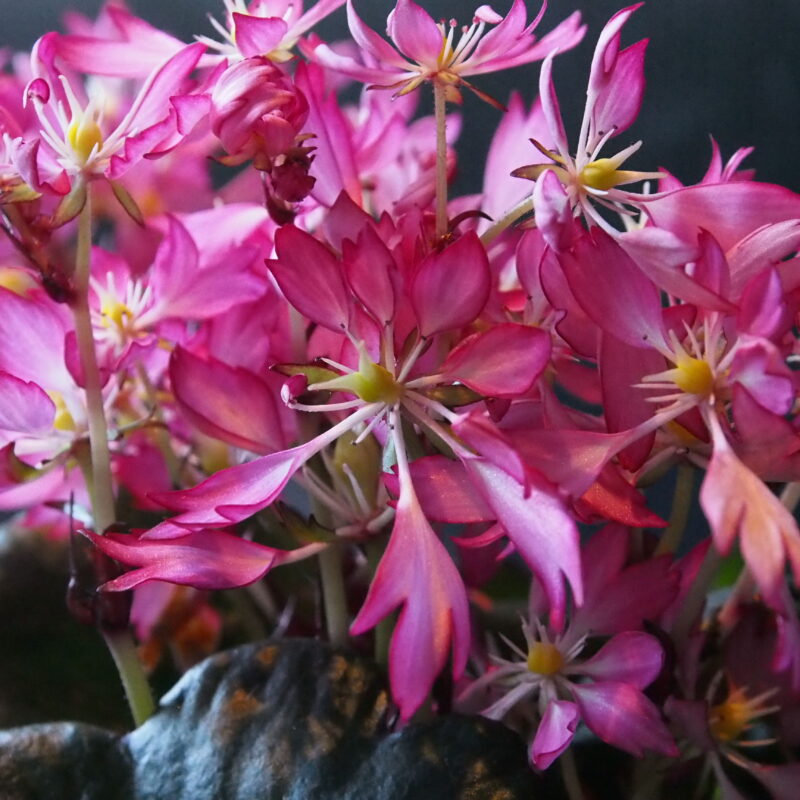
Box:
left=441, top=323, right=550, bottom=398
left=570, top=680, right=678, bottom=757
left=531, top=699, right=579, bottom=769
left=410, top=232, right=490, bottom=337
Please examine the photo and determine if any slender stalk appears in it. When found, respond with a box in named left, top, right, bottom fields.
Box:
left=136, top=362, right=182, bottom=487
left=366, top=537, right=391, bottom=667
left=655, top=462, right=695, bottom=556
left=480, top=196, right=534, bottom=246
left=560, top=747, right=585, bottom=800
left=318, top=544, right=348, bottom=647
left=70, top=186, right=155, bottom=726
left=433, top=81, right=449, bottom=239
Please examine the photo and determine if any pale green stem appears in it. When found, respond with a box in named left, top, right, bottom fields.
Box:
left=480, top=196, right=534, bottom=247
left=103, top=630, right=156, bottom=727
left=318, top=544, right=348, bottom=647
left=655, top=462, right=695, bottom=556
left=560, top=747, right=585, bottom=800
left=433, top=81, right=449, bottom=239
left=71, top=186, right=155, bottom=726
left=670, top=543, right=722, bottom=649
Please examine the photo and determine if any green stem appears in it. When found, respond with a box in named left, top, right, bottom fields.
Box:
left=433, top=81, right=448, bottom=239
left=103, top=630, right=156, bottom=727
left=319, top=544, right=348, bottom=647
left=71, top=186, right=154, bottom=726
left=479, top=196, right=534, bottom=246
left=655, top=462, right=695, bottom=556
left=560, top=747, right=585, bottom=800
left=366, top=537, right=391, bottom=667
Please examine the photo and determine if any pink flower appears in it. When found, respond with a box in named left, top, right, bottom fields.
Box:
left=312, top=0, right=584, bottom=104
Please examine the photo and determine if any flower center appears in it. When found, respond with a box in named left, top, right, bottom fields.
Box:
left=672, top=355, right=714, bottom=396
left=67, top=115, right=103, bottom=165
left=47, top=390, right=76, bottom=432
left=339, top=360, right=403, bottom=404
left=580, top=158, right=626, bottom=191
left=527, top=642, right=564, bottom=676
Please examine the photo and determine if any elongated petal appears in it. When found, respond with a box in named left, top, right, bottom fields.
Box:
left=570, top=680, right=677, bottom=757
left=531, top=699, right=579, bottom=769
left=411, top=232, right=490, bottom=337
left=590, top=39, right=647, bottom=139
left=441, top=323, right=550, bottom=398
left=463, top=457, right=582, bottom=630
left=538, top=53, right=569, bottom=156
left=269, top=225, right=352, bottom=332
left=342, top=225, right=397, bottom=325
left=170, top=347, right=285, bottom=455
left=351, top=487, right=470, bottom=719
left=345, top=0, right=409, bottom=68
left=572, top=632, right=663, bottom=688
left=84, top=528, right=319, bottom=591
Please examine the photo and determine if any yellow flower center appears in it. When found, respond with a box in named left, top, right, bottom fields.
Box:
left=580, top=158, right=625, bottom=191
left=67, top=115, right=103, bottom=164
left=47, top=390, right=76, bottom=432
left=672, top=355, right=714, bottom=396
left=527, top=642, right=564, bottom=676
left=100, top=299, right=134, bottom=335
left=709, top=692, right=753, bottom=743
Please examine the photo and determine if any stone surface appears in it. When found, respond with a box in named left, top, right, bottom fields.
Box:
left=0, top=639, right=541, bottom=799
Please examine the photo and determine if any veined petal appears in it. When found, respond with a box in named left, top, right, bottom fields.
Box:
left=441, top=323, right=550, bottom=398
left=570, top=680, right=677, bottom=757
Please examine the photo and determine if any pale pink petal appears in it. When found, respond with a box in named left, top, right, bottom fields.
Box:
left=590, top=39, right=647, bottom=139
left=728, top=337, right=794, bottom=415
left=411, top=232, right=490, bottom=337
left=232, top=13, right=288, bottom=58
left=531, top=699, right=579, bottom=769
left=533, top=168, right=574, bottom=252
left=570, top=680, right=678, bottom=757
left=737, top=267, right=792, bottom=340
left=441, top=324, right=550, bottom=398
left=538, top=53, right=569, bottom=156
left=0, top=372, right=55, bottom=439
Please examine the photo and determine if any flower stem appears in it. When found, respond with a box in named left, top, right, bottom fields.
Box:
left=366, top=536, right=391, bottom=667
left=655, top=462, right=695, bottom=556
left=670, top=542, right=722, bottom=649
left=560, top=747, right=585, bottom=800
left=319, top=544, right=348, bottom=647
left=433, top=81, right=448, bottom=239
left=71, top=185, right=155, bottom=726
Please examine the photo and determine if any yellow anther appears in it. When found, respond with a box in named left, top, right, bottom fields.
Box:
left=580, top=158, right=624, bottom=191
left=101, top=299, right=133, bottom=333
left=47, top=391, right=76, bottom=432
left=527, top=642, right=564, bottom=676
left=67, top=116, right=103, bottom=164
left=672, top=355, right=714, bottom=396
left=0, top=267, right=38, bottom=297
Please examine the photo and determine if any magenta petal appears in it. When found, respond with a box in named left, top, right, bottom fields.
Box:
left=350, top=489, right=470, bottom=719
left=386, top=0, right=443, bottom=66
left=170, top=347, right=285, bottom=455
left=590, top=39, right=647, bottom=139
left=463, top=458, right=582, bottom=630
left=232, top=13, right=288, bottom=58
left=84, top=528, right=303, bottom=591
left=411, top=232, right=490, bottom=337
left=570, top=680, right=678, bottom=758
left=442, top=324, right=550, bottom=398
left=531, top=699, right=579, bottom=769
left=342, top=226, right=397, bottom=325
left=572, top=632, right=663, bottom=689
left=269, top=225, right=352, bottom=332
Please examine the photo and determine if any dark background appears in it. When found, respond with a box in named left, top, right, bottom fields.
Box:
left=7, top=0, right=800, bottom=194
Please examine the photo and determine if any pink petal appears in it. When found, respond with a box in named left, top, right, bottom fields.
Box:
left=269, top=225, right=352, bottom=332
left=84, top=528, right=317, bottom=591
left=463, top=457, right=582, bottom=630
left=531, top=699, right=579, bottom=769
left=0, top=372, right=55, bottom=439
left=386, top=0, right=443, bottom=67
left=232, top=13, right=288, bottom=58
left=737, top=267, right=792, bottom=340
left=570, top=680, right=678, bottom=757
left=350, top=486, right=470, bottom=719
left=441, top=323, right=550, bottom=398
left=590, top=38, right=647, bottom=139
left=345, top=0, right=408, bottom=69
left=410, top=232, right=490, bottom=337
left=342, top=225, right=397, bottom=325
left=728, top=337, right=794, bottom=415
left=170, top=347, right=285, bottom=455
left=533, top=168, right=574, bottom=252
left=538, top=53, right=569, bottom=157
left=572, top=631, right=664, bottom=688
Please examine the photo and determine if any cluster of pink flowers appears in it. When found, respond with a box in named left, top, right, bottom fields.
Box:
left=2, top=1, right=799, bottom=795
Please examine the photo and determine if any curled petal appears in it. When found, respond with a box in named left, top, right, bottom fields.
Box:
left=531, top=699, right=579, bottom=769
